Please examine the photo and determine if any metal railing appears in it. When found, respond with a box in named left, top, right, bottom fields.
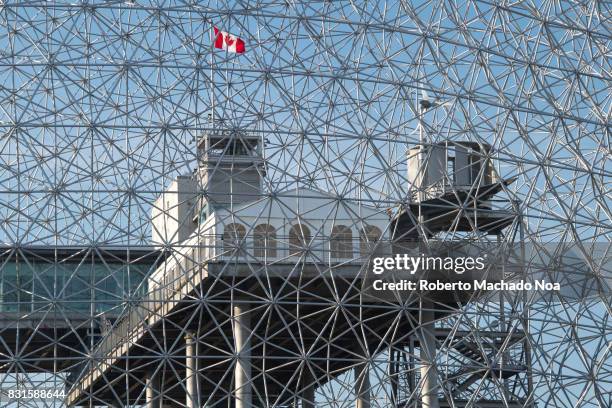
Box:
left=91, top=253, right=195, bottom=361
left=409, top=180, right=508, bottom=202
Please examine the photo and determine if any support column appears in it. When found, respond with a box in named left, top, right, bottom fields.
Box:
left=408, top=338, right=416, bottom=393
left=419, top=303, right=440, bottom=408
left=388, top=349, right=398, bottom=407
left=354, top=362, right=371, bottom=408
left=301, top=372, right=315, bottom=408
left=185, top=332, right=199, bottom=408
left=145, top=370, right=161, bottom=408
left=234, top=304, right=252, bottom=408
left=518, top=212, right=534, bottom=408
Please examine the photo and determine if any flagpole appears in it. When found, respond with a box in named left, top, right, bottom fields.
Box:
left=210, top=23, right=215, bottom=134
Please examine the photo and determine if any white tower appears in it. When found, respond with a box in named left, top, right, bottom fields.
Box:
left=151, top=129, right=265, bottom=247
left=195, top=129, right=265, bottom=220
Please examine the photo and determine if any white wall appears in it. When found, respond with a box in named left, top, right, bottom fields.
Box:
left=151, top=176, right=197, bottom=247
left=211, top=189, right=390, bottom=261
left=148, top=188, right=390, bottom=291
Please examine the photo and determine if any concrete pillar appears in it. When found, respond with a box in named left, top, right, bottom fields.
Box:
left=145, top=370, right=161, bottom=408
left=419, top=304, right=440, bottom=408
left=354, top=362, right=371, bottom=408
left=388, top=349, right=398, bottom=407
left=185, top=332, right=199, bottom=408
left=234, top=304, right=252, bottom=408
left=301, top=371, right=315, bottom=408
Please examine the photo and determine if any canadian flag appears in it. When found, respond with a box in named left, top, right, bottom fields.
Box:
left=214, top=27, right=245, bottom=53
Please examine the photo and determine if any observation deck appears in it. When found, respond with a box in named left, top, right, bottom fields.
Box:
left=396, top=141, right=517, bottom=238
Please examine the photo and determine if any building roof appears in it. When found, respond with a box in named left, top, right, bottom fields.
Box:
left=0, top=245, right=162, bottom=264
left=212, top=187, right=389, bottom=224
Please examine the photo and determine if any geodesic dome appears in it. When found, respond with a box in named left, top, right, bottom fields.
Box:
left=0, top=1, right=609, bottom=407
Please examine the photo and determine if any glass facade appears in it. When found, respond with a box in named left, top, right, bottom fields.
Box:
left=0, top=250, right=156, bottom=315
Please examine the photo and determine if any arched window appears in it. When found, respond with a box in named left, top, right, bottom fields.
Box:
left=360, top=225, right=382, bottom=257
left=330, top=225, right=353, bottom=259
left=289, top=224, right=311, bottom=255
left=253, top=224, right=277, bottom=258
left=223, top=223, right=246, bottom=253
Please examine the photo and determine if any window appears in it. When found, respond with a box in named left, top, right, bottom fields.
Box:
left=469, top=154, right=482, bottom=184
left=223, top=223, right=246, bottom=253
left=254, top=224, right=277, bottom=258
left=330, top=225, right=353, bottom=259
left=289, top=224, right=311, bottom=255
left=446, top=156, right=455, bottom=184
left=360, top=225, right=383, bottom=257
left=188, top=248, right=195, bottom=270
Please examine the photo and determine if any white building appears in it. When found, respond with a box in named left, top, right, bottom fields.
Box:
left=149, top=130, right=389, bottom=291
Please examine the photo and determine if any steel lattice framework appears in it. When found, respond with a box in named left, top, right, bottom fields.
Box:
left=0, top=1, right=609, bottom=408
